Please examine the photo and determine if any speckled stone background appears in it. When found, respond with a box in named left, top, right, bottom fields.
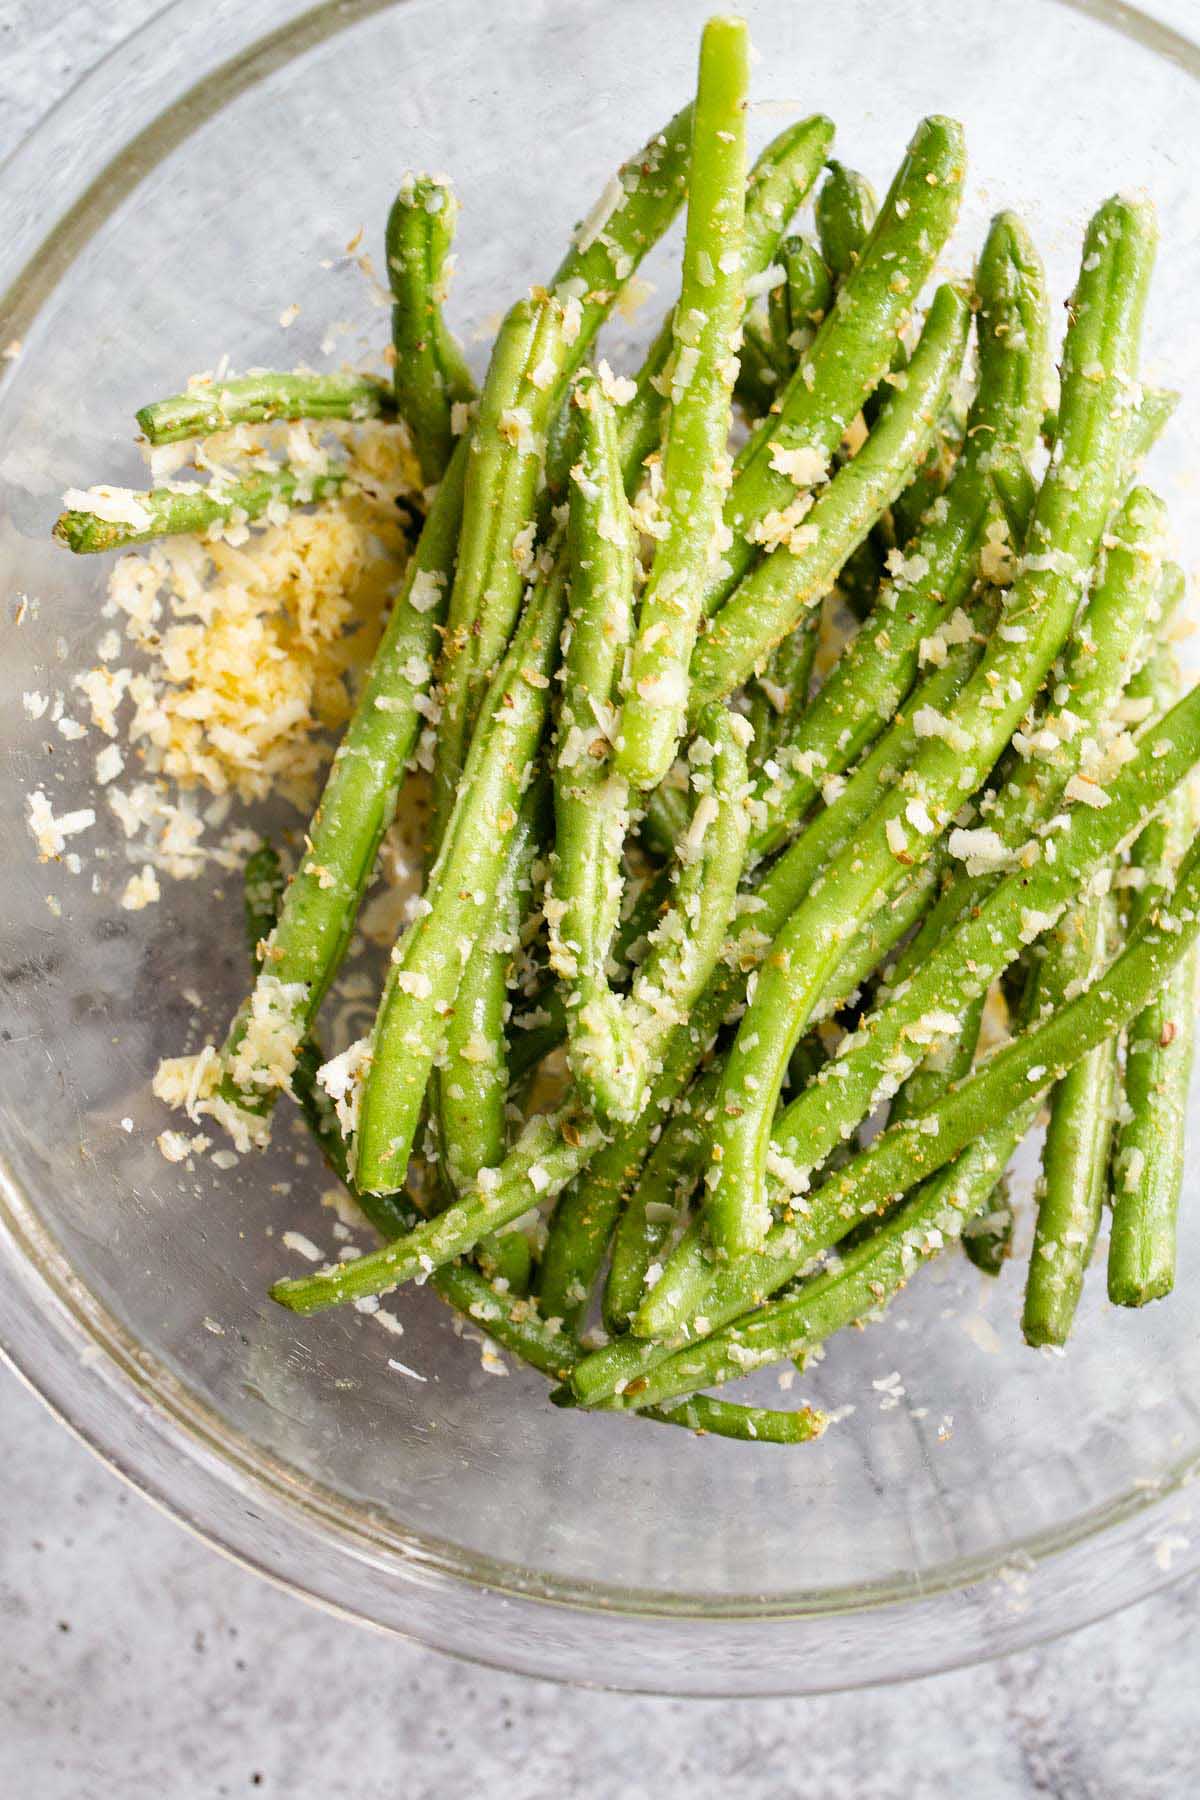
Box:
left=3, top=5, right=1200, bottom=1795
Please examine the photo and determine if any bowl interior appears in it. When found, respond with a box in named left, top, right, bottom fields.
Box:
left=2, top=0, right=1200, bottom=1693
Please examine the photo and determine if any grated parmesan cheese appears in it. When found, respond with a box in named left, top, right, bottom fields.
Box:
left=120, top=866, right=161, bottom=911
left=912, top=706, right=971, bottom=753
left=1064, top=773, right=1110, bottom=809
left=26, top=791, right=95, bottom=861
left=92, top=418, right=418, bottom=817
left=749, top=492, right=818, bottom=555
left=317, top=1037, right=373, bottom=1139
left=948, top=826, right=1011, bottom=876
left=767, top=442, right=827, bottom=488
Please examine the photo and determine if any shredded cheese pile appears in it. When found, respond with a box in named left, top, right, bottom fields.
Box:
left=72, top=415, right=419, bottom=867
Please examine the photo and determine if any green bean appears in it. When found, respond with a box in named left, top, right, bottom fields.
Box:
left=433, top=784, right=545, bottom=1196
left=767, top=235, right=833, bottom=366
left=534, top=1022, right=719, bottom=1334
left=635, top=737, right=757, bottom=1061
left=535, top=792, right=862, bottom=1336
left=688, top=282, right=972, bottom=714
left=54, top=465, right=347, bottom=553
left=705, top=118, right=965, bottom=618
left=989, top=443, right=1039, bottom=542
left=536, top=785, right=948, bottom=1337
left=210, top=443, right=468, bottom=1134
left=272, top=1101, right=603, bottom=1313
left=386, top=174, right=477, bottom=483
left=899, top=514, right=1173, bottom=1180
left=643, top=608, right=1158, bottom=1334
left=507, top=860, right=678, bottom=1083
left=1109, top=643, right=1197, bottom=1307
left=538, top=99, right=697, bottom=482
left=587, top=825, right=1200, bottom=1409
left=593, top=1146, right=1017, bottom=1413
left=699, top=193, right=1156, bottom=1258
left=570, top=1032, right=1041, bottom=1413
left=745, top=606, right=820, bottom=769
left=825, top=136, right=938, bottom=457
left=405, top=742, right=940, bottom=1347
left=548, top=633, right=987, bottom=1344
left=645, top=1395, right=826, bottom=1442
left=1122, top=384, right=1179, bottom=472
left=550, top=372, right=639, bottom=1110
left=548, top=105, right=694, bottom=362
left=242, top=844, right=360, bottom=1195
left=747, top=631, right=980, bottom=960
left=747, top=210, right=1049, bottom=860
left=436, top=1264, right=821, bottom=1436
left=618, top=112, right=835, bottom=487
left=430, top=294, right=575, bottom=837
left=298, top=207, right=1137, bottom=1296
left=1022, top=893, right=1120, bottom=1346
left=1044, top=384, right=1176, bottom=477
left=888, top=401, right=967, bottom=549
left=821, top=145, right=961, bottom=568
left=883, top=485, right=1170, bottom=1151
left=738, top=121, right=830, bottom=288
left=541, top=111, right=695, bottom=488
left=805, top=597, right=1174, bottom=1075
left=432, top=1261, right=579, bottom=1378
left=700, top=673, right=1197, bottom=1309
left=552, top=373, right=751, bottom=1119
left=304, top=1094, right=549, bottom=1342
left=886, top=487, right=1171, bottom=999
left=136, top=373, right=394, bottom=446
left=354, top=556, right=566, bottom=1194
left=961, top=1172, right=1015, bottom=1276
left=634, top=669, right=1200, bottom=1344
left=537, top=702, right=750, bottom=1308
left=241, top=843, right=368, bottom=1206
left=246, top=849, right=531, bottom=1297
left=603, top=1067, right=721, bottom=1334
left=751, top=596, right=999, bottom=923
left=249, top=85, right=1197, bottom=1434
left=244, top=845, right=546, bottom=1318
left=312, top=1215, right=818, bottom=1435
left=435, top=919, right=512, bottom=1193
left=474, top=1228, right=535, bottom=1298
left=243, top=865, right=415, bottom=1238
left=254, top=894, right=802, bottom=1422
left=813, top=160, right=891, bottom=467
left=569, top=1126, right=1011, bottom=1409
left=887, top=993, right=985, bottom=1128
left=733, top=320, right=785, bottom=421
left=562, top=703, right=750, bottom=1124
left=814, top=161, right=877, bottom=281
left=617, top=15, right=749, bottom=791
left=818, top=854, right=947, bottom=1016
left=427, top=101, right=699, bottom=833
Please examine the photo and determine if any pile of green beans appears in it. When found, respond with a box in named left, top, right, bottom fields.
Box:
left=61, top=14, right=1200, bottom=1447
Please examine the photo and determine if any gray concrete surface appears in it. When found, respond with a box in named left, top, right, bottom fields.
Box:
left=3, top=4, right=1199, bottom=1795
left=6, top=1364, right=1200, bottom=1798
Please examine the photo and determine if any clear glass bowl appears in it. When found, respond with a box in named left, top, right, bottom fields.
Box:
left=2, top=0, right=1200, bottom=1697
